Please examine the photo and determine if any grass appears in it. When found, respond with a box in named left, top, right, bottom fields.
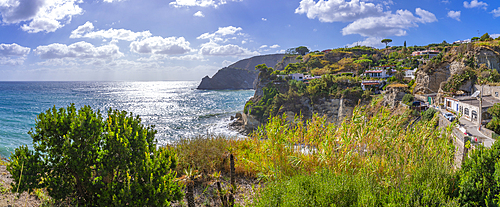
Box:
left=168, top=103, right=460, bottom=205
left=166, top=103, right=459, bottom=205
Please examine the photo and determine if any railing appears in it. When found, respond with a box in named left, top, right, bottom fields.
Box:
left=479, top=127, right=499, bottom=140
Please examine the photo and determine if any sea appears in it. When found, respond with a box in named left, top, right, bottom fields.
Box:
left=0, top=81, right=254, bottom=158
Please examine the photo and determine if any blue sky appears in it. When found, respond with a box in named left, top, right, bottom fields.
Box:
left=0, top=0, right=499, bottom=81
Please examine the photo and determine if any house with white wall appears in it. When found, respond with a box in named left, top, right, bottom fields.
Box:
left=404, top=68, right=417, bottom=80
left=444, top=95, right=500, bottom=125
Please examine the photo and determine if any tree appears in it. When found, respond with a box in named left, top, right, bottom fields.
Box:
left=487, top=103, right=500, bottom=134
left=480, top=33, right=493, bottom=41
left=381, top=39, right=393, bottom=47
left=7, top=104, right=183, bottom=206
left=295, top=46, right=310, bottom=56
left=471, top=37, right=480, bottom=42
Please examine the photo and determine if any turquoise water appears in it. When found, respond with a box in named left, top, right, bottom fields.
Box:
left=0, top=81, right=254, bottom=158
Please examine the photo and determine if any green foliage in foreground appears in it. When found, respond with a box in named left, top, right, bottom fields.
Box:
left=7, top=104, right=183, bottom=206
left=458, top=141, right=500, bottom=206
left=236, top=106, right=459, bottom=206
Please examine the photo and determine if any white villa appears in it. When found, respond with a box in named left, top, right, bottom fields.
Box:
left=444, top=85, right=500, bottom=125
left=278, top=73, right=321, bottom=82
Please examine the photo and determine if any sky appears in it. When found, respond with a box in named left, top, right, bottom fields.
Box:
left=0, top=0, right=499, bottom=81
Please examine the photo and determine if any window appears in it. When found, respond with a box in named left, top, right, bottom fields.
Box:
left=465, top=108, right=469, bottom=116
left=472, top=110, right=478, bottom=122
left=459, top=106, right=463, bottom=114
left=496, top=92, right=499, bottom=97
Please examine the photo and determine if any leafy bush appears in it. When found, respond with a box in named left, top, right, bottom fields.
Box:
left=442, top=68, right=476, bottom=93
left=458, top=141, right=500, bottom=206
left=244, top=100, right=254, bottom=114
left=487, top=103, right=500, bottom=134
left=402, top=93, right=414, bottom=105
left=7, top=104, right=183, bottom=206
left=421, top=108, right=438, bottom=121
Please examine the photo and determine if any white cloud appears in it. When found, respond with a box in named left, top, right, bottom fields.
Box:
left=35, top=41, right=123, bottom=59
left=241, top=40, right=247, bottom=44
left=169, top=0, right=241, bottom=8
left=346, top=37, right=383, bottom=47
left=70, top=21, right=95, bottom=38
left=0, top=57, right=26, bottom=65
left=0, top=0, right=84, bottom=33
left=270, top=44, right=280, bottom=49
left=193, top=11, right=205, bottom=17
left=491, top=34, right=500, bottom=39
left=169, top=54, right=206, bottom=61
left=199, top=42, right=259, bottom=57
left=262, top=18, right=267, bottom=21
left=276, top=49, right=285, bottom=53
left=0, top=43, right=31, bottom=57
left=197, top=26, right=243, bottom=42
left=260, top=45, right=268, bottom=48
left=295, top=0, right=384, bottom=23
left=222, top=60, right=233, bottom=67
left=70, top=22, right=152, bottom=41
left=103, top=0, right=125, bottom=2
left=0, top=43, right=31, bottom=65
left=130, top=36, right=193, bottom=55
left=492, top=7, right=500, bottom=17
left=342, top=8, right=437, bottom=37
left=463, top=0, right=488, bottom=10
left=447, top=10, right=461, bottom=21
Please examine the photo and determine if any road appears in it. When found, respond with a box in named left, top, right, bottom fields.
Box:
left=434, top=106, right=495, bottom=148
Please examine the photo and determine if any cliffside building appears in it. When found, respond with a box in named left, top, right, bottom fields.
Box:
left=364, top=68, right=396, bottom=79
left=278, top=73, right=321, bottom=82
left=444, top=85, right=500, bottom=125
left=404, top=68, right=417, bottom=80
left=411, top=50, right=440, bottom=58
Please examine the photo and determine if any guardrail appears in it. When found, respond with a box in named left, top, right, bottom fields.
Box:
left=479, top=127, right=499, bottom=140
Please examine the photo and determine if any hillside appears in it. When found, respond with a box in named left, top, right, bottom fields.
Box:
left=197, top=54, right=285, bottom=90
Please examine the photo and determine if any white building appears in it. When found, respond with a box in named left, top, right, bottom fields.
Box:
left=411, top=50, right=440, bottom=58
left=444, top=95, right=500, bottom=125
left=404, top=68, right=417, bottom=80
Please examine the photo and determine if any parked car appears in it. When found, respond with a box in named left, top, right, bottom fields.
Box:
left=443, top=112, right=455, bottom=122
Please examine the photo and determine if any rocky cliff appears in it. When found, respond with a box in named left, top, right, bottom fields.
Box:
left=197, top=68, right=258, bottom=90
left=197, top=54, right=286, bottom=90
left=414, top=44, right=500, bottom=96
left=274, top=55, right=301, bottom=71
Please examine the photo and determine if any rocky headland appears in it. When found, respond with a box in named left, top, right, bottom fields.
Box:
left=197, top=54, right=285, bottom=90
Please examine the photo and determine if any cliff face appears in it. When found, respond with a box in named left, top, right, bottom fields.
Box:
left=414, top=45, right=500, bottom=95
left=274, top=55, right=301, bottom=71
left=197, top=54, right=285, bottom=90
left=197, top=68, right=258, bottom=90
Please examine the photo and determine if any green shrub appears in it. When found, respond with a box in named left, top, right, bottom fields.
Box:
left=7, top=104, right=183, bottom=206
left=458, top=141, right=500, bottom=206
left=421, top=108, right=438, bottom=121
left=402, top=93, right=414, bottom=105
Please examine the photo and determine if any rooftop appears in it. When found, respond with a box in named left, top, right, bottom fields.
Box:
left=448, top=95, right=500, bottom=108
